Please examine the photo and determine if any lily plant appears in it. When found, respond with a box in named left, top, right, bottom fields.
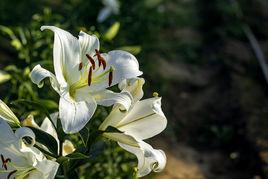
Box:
left=99, top=78, right=167, bottom=177
left=30, top=26, right=142, bottom=134
left=22, top=114, right=75, bottom=157
left=0, top=118, right=59, bottom=179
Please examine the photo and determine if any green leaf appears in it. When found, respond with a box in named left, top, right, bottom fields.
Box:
left=66, top=152, right=89, bottom=160
left=117, top=46, right=142, bottom=55
left=104, top=22, right=120, bottom=41
left=28, top=127, right=58, bottom=155
left=38, top=99, right=59, bottom=110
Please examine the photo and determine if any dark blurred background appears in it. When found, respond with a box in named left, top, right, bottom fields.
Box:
left=1, top=0, right=268, bottom=178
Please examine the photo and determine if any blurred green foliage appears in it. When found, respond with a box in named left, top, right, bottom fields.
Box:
left=1, top=0, right=268, bottom=178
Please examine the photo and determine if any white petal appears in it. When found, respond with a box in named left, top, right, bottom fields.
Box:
left=41, top=117, right=59, bottom=145
left=98, top=105, right=128, bottom=131
left=119, top=77, right=145, bottom=103
left=103, top=132, right=139, bottom=147
left=86, top=50, right=143, bottom=92
left=116, top=97, right=167, bottom=140
left=0, top=118, right=17, bottom=142
left=30, top=64, right=61, bottom=94
left=79, top=31, right=100, bottom=64
left=107, top=50, right=143, bottom=86
left=118, top=141, right=166, bottom=177
left=0, top=99, right=20, bottom=127
left=30, top=159, right=59, bottom=179
left=15, top=127, right=36, bottom=147
left=93, top=89, right=132, bottom=110
left=41, top=26, right=80, bottom=85
left=59, top=95, right=97, bottom=134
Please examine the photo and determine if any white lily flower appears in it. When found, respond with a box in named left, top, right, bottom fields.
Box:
left=0, top=99, right=20, bottom=127
left=119, top=141, right=166, bottom=177
left=0, top=118, right=59, bottom=179
left=99, top=78, right=167, bottom=177
left=97, top=0, right=120, bottom=23
left=22, top=113, right=76, bottom=156
left=30, top=26, right=142, bottom=134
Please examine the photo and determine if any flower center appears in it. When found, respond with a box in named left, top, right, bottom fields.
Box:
left=69, top=50, right=114, bottom=98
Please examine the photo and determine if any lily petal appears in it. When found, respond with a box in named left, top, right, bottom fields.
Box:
left=41, top=117, right=59, bottom=147
left=92, top=89, right=133, bottom=110
left=41, top=26, right=80, bottom=85
left=59, top=95, right=97, bottom=134
left=88, top=50, right=143, bottom=92
left=0, top=99, right=20, bottom=127
left=30, top=64, right=61, bottom=93
left=15, top=127, right=36, bottom=147
left=79, top=31, right=100, bottom=64
left=0, top=117, right=17, bottom=142
left=118, top=141, right=166, bottom=177
left=103, top=132, right=139, bottom=147
left=116, top=97, right=167, bottom=140
left=119, top=77, right=145, bottom=103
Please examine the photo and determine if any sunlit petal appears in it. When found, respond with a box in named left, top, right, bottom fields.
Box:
left=59, top=95, right=97, bottom=134
left=41, top=26, right=80, bottom=85
left=0, top=99, right=20, bottom=127
left=30, top=64, right=61, bottom=94
left=119, top=141, right=166, bottom=177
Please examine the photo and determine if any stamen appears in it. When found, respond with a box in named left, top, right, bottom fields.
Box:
left=108, top=68, right=113, bottom=86
left=95, top=49, right=107, bottom=70
left=7, top=170, right=17, bottom=179
left=79, top=62, right=83, bottom=71
left=88, top=67, right=92, bottom=86
left=86, top=54, right=96, bottom=70
left=1, top=154, right=11, bottom=170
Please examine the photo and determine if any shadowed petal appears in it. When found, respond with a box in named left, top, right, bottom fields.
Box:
left=119, top=141, right=166, bottom=177
left=41, top=26, right=80, bottom=85
left=59, top=95, right=97, bottom=134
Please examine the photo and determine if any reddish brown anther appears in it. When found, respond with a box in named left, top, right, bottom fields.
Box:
left=95, top=49, right=107, bottom=70
left=1, top=154, right=11, bottom=170
left=86, top=54, right=96, bottom=70
left=7, top=170, right=17, bottom=179
left=108, top=69, right=113, bottom=86
left=88, top=67, right=93, bottom=86
left=79, top=62, right=83, bottom=71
